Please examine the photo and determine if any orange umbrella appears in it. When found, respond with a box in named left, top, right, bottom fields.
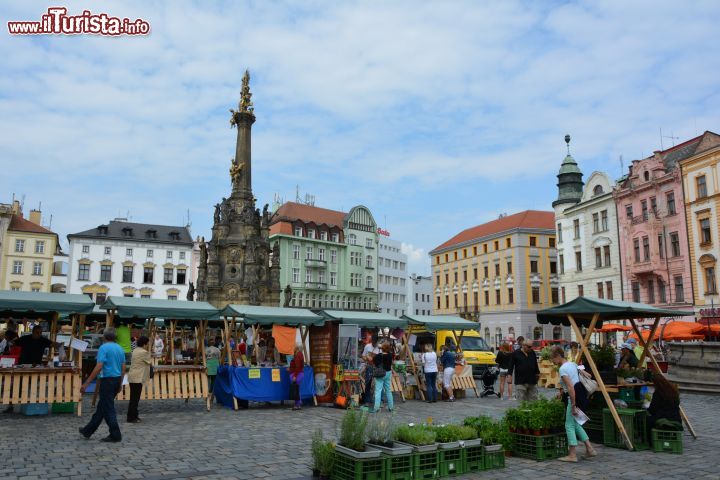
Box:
left=629, top=330, right=658, bottom=342
left=596, top=323, right=632, bottom=333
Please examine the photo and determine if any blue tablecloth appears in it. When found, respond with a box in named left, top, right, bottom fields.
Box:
left=214, top=365, right=316, bottom=408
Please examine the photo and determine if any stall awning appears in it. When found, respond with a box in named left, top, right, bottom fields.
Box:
left=319, top=310, right=407, bottom=328
left=0, top=290, right=95, bottom=316
left=402, top=314, right=479, bottom=331
left=221, top=305, right=324, bottom=326
left=101, top=297, right=221, bottom=321
left=537, top=297, right=694, bottom=328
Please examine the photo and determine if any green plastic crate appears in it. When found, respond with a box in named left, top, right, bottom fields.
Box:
left=382, top=453, right=414, bottom=480
left=585, top=426, right=604, bottom=444
left=511, top=432, right=568, bottom=461
left=482, top=447, right=505, bottom=470
left=332, top=451, right=384, bottom=480
left=652, top=429, right=683, bottom=454
left=618, top=387, right=637, bottom=402
left=462, top=445, right=484, bottom=473
left=51, top=402, right=75, bottom=414
left=438, top=447, right=464, bottom=477
left=602, top=408, right=649, bottom=451
left=412, top=451, right=438, bottom=480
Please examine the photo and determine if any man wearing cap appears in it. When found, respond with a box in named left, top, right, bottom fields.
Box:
left=617, top=343, right=638, bottom=369
left=627, top=338, right=647, bottom=367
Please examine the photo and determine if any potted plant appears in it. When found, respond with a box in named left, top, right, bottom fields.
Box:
left=395, top=424, right=437, bottom=452
left=336, top=409, right=380, bottom=459
left=366, top=414, right=412, bottom=455
left=590, top=344, right=617, bottom=384
left=528, top=406, right=545, bottom=436
left=504, top=408, right=519, bottom=433
left=311, top=430, right=323, bottom=479
left=316, top=440, right=335, bottom=480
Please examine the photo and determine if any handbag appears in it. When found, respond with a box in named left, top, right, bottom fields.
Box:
left=149, top=365, right=154, bottom=379
left=373, top=354, right=388, bottom=378
left=578, top=368, right=598, bottom=396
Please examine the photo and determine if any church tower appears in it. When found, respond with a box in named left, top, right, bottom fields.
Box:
left=552, top=134, right=584, bottom=209
left=196, top=71, right=282, bottom=308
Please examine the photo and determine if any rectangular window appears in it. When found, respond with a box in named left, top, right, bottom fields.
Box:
left=529, top=236, right=537, bottom=247
left=595, top=247, right=602, bottom=268
left=625, top=205, right=633, bottom=219
left=550, top=261, right=557, bottom=274
left=606, top=281, right=613, bottom=300
left=670, top=232, right=680, bottom=257
left=561, top=286, right=566, bottom=303
left=319, top=248, right=326, bottom=261
left=666, top=192, right=676, bottom=215
left=103, top=246, right=111, bottom=255
left=531, top=287, right=540, bottom=303
left=366, top=238, right=373, bottom=248
left=35, top=241, right=45, bottom=254
left=308, top=229, right=315, bottom=239
left=82, top=245, right=90, bottom=254
left=592, top=213, right=599, bottom=233
left=495, top=289, right=501, bottom=305
left=96, top=293, right=107, bottom=305
left=445, top=273, right=449, bottom=284
left=658, top=279, right=666, bottom=303
left=551, top=287, right=558, bottom=303
left=100, top=264, right=112, bottom=282
left=472, top=246, right=477, bottom=256
left=632, top=281, right=640, bottom=302
left=330, top=271, right=337, bottom=286
left=508, top=288, right=514, bottom=304
left=164, top=268, right=173, bottom=284
left=705, top=267, right=717, bottom=294
left=330, top=249, right=337, bottom=264
left=658, top=235, right=664, bottom=259
left=473, top=268, right=478, bottom=280
left=494, top=264, right=500, bottom=276
left=292, top=268, right=300, bottom=283
left=559, top=255, right=564, bottom=274
left=634, top=239, right=641, bottom=262
left=445, top=295, right=450, bottom=309
left=147, top=249, right=153, bottom=258
left=641, top=200, right=648, bottom=220
left=701, top=218, right=712, bottom=244
left=506, top=238, right=512, bottom=248
left=15, top=239, right=25, bottom=252
left=473, top=291, right=478, bottom=306
left=650, top=197, right=657, bottom=215
left=454, top=252, right=458, bottom=261
left=483, top=266, right=488, bottom=278
left=436, top=274, right=440, bottom=285
left=674, top=275, right=684, bottom=302
left=463, top=270, right=468, bottom=282
left=319, top=271, right=326, bottom=285
left=126, top=248, right=133, bottom=256
left=437, top=297, right=441, bottom=309
left=454, top=271, right=458, bottom=283
left=320, top=231, right=327, bottom=241
left=331, top=232, right=339, bottom=242
left=494, top=240, right=499, bottom=251
left=78, top=263, right=89, bottom=280
left=549, top=237, right=556, bottom=248
left=578, top=285, right=584, bottom=297
left=143, top=267, right=154, bottom=283
left=642, top=236, right=650, bottom=261
left=484, top=291, right=489, bottom=306
left=507, top=261, right=512, bottom=275
left=166, top=251, right=173, bottom=259
left=647, top=279, right=655, bottom=303
left=306, top=270, right=313, bottom=283
left=575, top=251, right=582, bottom=272
left=603, top=245, right=611, bottom=266
left=601, top=210, right=608, bottom=231
left=32, top=262, right=42, bottom=275
left=483, top=244, right=488, bottom=254
left=557, top=223, right=563, bottom=242
left=573, top=219, right=580, bottom=239
left=167, top=295, right=177, bottom=301
left=366, top=255, right=373, bottom=268
left=463, top=249, right=467, bottom=258
left=597, top=282, right=604, bottom=299
left=179, top=252, right=185, bottom=260
left=697, top=175, right=708, bottom=198
left=306, top=246, right=313, bottom=260
left=292, top=244, right=300, bottom=260
left=530, top=260, right=538, bottom=274
left=123, top=266, right=133, bottom=282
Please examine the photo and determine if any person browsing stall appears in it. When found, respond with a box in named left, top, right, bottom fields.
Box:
left=647, top=374, right=682, bottom=433
left=126, top=336, right=151, bottom=423
left=421, top=343, right=439, bottom=403
left=372, top=342, right=394, bottom=413
left=495, top=343, right=513, bottom=400
left=289, top=344, right=305, bottom=410
left=509, top=340, right=540, bottom=401
left=440, top=345, right=457, bottom=402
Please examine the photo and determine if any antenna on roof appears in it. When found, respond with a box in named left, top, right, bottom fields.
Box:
left=619, top=155, right=624, bottom=176
left=296, top=185, right=301, bottom=203
left=185, top=209, right=192, bottom=229
left=660, top=128, right=679, bottom=150
left=272, top=193, right=284, bottom=211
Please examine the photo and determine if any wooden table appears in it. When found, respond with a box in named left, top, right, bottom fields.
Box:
left=0, top=366, right=82, bottom=416
left=115, top=364, right=210, bottom=411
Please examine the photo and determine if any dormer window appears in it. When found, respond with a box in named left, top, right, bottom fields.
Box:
left=98, top=225, right=109, bottom=235
left=145, top=229, right=157, bottom=239
left=121, top=227, right=133, bottom=237
left=593, top=185, right=604, bottom=196
left=169, top=231, right=180, bottom=241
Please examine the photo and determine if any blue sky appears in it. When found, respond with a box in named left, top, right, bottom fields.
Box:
left=2, top=0, right=719, bottom=275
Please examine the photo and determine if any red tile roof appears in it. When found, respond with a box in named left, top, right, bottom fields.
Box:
left=431, top=210, right=555, bottom=253
left=8, top=215, right=54, bottom=235
left=271, top=202, right=347, bottom=228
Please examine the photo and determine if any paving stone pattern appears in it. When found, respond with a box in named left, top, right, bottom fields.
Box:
left=0, top=389, right=717, bottom=479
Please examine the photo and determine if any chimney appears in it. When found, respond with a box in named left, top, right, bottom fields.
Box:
left=29, top=209, right=41, bottom=225
left=12, top=200, right=21, bottom=216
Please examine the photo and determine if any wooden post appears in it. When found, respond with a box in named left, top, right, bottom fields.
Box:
left=106, top=309, right=115, bottom=328
left=170, top=320, right=176, bottom=366
left=48, top=312, right=59, bottom=363
left=223, top=318, right=233, bottom=366
left=201, top=320, right=208, bottom=367
left=77, top=314, right=85, bottom=416
left=252, top=324, right=260, bottom=364
left=636, top=316, right=661, bottom=366
left=68, top=314, right=77, bottom=359
left=629, top=318, right=697, bottom=438
left=568, top=314, right=635, bottom=450
left=452, top=330, right=464, bottom=352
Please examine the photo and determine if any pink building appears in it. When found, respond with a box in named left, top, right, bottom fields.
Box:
left=614, top=142, right=695, bottom=323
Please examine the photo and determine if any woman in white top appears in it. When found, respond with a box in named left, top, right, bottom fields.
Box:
left=421, top=344, right=439, bottom=403
left=551, top=346, right=597, bottom=462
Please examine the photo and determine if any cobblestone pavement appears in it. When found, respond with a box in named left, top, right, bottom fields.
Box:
left=0, top=388, right=716, bottom=480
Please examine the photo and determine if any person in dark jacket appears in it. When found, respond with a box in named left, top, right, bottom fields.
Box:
left=495, top=343, right=513, bottom=399
left=372, top=343, right=394, bottom=412
left=647, top=374, right=682, bottom=432
left=509, top=340, right=540, bottom=401
left=440, top=345, right=457, bottom=402
left=289, top=344, right=305, bottom=410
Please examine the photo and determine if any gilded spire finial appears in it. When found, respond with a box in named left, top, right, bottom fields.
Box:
left=239, top=69, right=254, bottom=114
left=565, top=134, right=571, bottom=154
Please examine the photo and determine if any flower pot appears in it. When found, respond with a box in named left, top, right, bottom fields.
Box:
left=461, top=438, right=483, bottom=447
left=438, top=441, right=461, bottom=450
left=335, top=444, right=382, bottom=459
left=395, top=440, right=438, bottom=453
left=484, top=444, right=503, bottom=453
left=366, top=442, right=413, bottom=456
left=319, top=475, right=330, bottom=480
left=533, top=429, right=542, bottom=436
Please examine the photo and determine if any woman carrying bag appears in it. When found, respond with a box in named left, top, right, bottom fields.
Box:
left=289, top=344, right=305, bottom=411
left=127, top=336, right=152, bottom=423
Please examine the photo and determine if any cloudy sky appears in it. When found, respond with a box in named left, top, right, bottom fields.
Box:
left=2, top=0, right=719, bottom=275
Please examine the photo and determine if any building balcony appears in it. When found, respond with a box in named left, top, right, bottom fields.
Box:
left=365, top=287, right=375, bottom=292
left=304, top=281, right=327, bottom=290
left=629, top=260, right=661, bottom=276
left=304, top=259, right=327, bottom=268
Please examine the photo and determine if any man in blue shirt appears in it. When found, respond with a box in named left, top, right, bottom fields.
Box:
left=79, top=328, right=126, bottom=442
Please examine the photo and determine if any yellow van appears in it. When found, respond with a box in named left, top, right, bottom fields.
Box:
left=410, top=326, right=496, bottom=376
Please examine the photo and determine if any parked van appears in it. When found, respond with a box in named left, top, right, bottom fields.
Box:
left=409, top=326, right=496, bottom=376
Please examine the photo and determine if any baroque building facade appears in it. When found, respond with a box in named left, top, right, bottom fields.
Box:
left=269, top=202, right=379, bottom=311
left=677, top=132, right=720, bottom=314
left=430, top=210, right=566, bottom=348
left=196, top=71, right=281, bottom=308
left=552, top=137, right=623, bottom=305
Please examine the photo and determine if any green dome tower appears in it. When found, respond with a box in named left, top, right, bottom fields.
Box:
left=552, top=134, right=584, bottom=208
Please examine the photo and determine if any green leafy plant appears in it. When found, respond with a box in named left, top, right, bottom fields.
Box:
left=539, top=346, right=553, bottom=361
left=433, top=425, right=467, bottom=443
left=339, top=408, right=369, bottom=451
left=395, top=424, right=436, bottom=445
left=367, top=414, right=395, bottom=447
left=316, top=441, right=336, bottom=476
left=590, top=344, right=616, bottom=371
left=311, top=430, right=324, bottom=470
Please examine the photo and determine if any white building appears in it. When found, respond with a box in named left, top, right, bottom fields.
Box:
left=67, top=219, right=193, bottom=303
left=377, top=233, right=408, bottom=316
left=408, top=274, right=433, bottom=316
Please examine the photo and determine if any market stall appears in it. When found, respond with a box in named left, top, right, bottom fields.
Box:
left=319, top=310, right=410, bottom=404
left=0, top=290, right=95, bottom=416
left=216, top=305, right=324, bottom=410
left=404, top=314, right=482, bottom=398
left=537, top=297, right=697, bottom=449
left=100, top=296, right=221, bottom=411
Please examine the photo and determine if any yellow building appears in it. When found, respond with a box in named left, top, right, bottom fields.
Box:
left=678, top=131, right=720, bottom=314
left=0, top=208, right=58, bottom=292
left=430, top=210, right=566, bottom=347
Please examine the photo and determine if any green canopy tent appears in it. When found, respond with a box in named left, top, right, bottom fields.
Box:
left=319, top=310, right=407, bottom=329
left=537, top=297, right=696, bottom=447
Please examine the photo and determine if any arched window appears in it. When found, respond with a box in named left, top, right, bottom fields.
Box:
left=553, top=326, right=562, bottom=340
left=593, top=184, right=604, bottom=195
left=495, top=327, right=503, bottom=348
left=484, top=327, right=491, bottom=343
left=533, top=326, right=543, bottom=340
left=508, top=326, right=515, bottom=340
left=644, top=171, right=650, bottom=181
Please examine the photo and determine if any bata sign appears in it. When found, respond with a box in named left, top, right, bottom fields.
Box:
left=377, top=228, right=390, bottom=237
